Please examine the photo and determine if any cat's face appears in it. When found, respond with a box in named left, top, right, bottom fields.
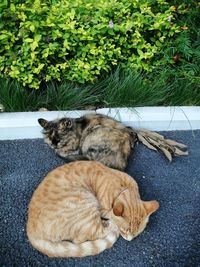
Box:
left=38, top=118, right=74, bottom=149
left=111, top=189, right=159, bottom=241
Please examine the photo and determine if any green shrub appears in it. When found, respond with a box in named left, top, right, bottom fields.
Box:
left=0, top=0, right=180, bottom=89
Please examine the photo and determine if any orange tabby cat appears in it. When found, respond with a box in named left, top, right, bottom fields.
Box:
left=27, top=161, right=159, bottom=258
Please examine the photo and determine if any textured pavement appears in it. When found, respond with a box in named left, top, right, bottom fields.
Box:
left=0, top=130, right=200, bottom=267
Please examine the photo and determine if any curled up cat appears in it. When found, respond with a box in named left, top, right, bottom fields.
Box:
left=27, top=161, right=159, bottom=258
left=38, top=113, right=188, bottom=170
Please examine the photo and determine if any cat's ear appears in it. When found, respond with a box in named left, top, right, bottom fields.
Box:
left=38, top=118, right=48, bottom=129
left=113, top=201, right=124, bottom=216
left=143, top=200, right=159, bottom=215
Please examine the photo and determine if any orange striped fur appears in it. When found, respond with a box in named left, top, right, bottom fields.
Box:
left=27, top=161, right=159, bottom=257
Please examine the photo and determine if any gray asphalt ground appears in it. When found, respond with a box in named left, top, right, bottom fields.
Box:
left=0, top=130, right=200, bottom=267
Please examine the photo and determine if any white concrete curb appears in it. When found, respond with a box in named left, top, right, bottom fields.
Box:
left=0, top=107, right=200, bottom=140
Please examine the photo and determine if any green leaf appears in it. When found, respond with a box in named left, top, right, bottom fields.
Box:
left=24, top=38, right=33, bottom=43
left=30, top=41, right=38, bottom=51
left=34, top=34, right=42, bottom=42
left=10, top=3, right=16, bottom=12
left=0, top=34, right=8, bottom=40
left=30, top=25, right=35, bottom=32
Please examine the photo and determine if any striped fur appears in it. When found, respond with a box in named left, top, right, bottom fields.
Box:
left=27, top=161, right=159, bottom=257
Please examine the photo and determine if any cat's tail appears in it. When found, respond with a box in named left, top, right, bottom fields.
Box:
left=28, top=230, right=119, bottom=258
left=129, top=128, right=188, bottom=161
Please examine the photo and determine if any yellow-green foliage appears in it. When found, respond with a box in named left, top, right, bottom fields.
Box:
left=0, top=0, right=180, bottom=89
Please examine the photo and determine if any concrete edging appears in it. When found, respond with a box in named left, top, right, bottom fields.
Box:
left=0, top=107, right=200, bottom=140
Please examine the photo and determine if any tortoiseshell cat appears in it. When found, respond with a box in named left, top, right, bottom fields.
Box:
left=27, top=161, right=159, bottom=257
left=38, top=113, right=188, bottom=170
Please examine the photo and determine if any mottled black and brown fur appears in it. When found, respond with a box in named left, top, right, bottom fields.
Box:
left=38, top=113, right=188, bottom=170
left=38, top=114, right=136, bottom=170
